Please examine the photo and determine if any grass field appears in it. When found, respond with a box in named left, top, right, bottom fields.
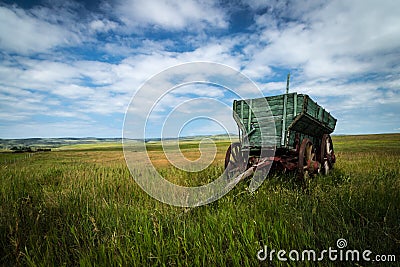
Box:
left=1, top=134, right=399, bottom=266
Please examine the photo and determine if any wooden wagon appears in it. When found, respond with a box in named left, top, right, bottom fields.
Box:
left=225, top=77, right=337, bottom=182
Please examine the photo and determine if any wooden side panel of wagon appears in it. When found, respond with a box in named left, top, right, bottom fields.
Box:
left=233, top=93, right=337, bottom=151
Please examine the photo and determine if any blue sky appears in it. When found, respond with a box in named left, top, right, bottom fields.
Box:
left=0, top=0, right=399, bottom=138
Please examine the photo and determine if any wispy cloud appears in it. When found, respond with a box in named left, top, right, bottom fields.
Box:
left=113, top=0, right=228, bottom=31
left=0, top=5, right=82, bottom=54
left=246, top=0, right=400, bottom=80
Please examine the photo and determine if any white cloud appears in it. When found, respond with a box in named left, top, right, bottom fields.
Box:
left=89, top=19, right=118, bottom=33
left=258, top=81, right=287, bottom=93
left=0, top=86, right=49, bottom=121
left=114, top=0, right=228, bottom=31
left=171, top=84, right=225, bottom=98
left=246, top=0, right=400, bottom=80
left=52, top=84, right=95, bottom=99
left=0, top=6, right=81, bottom=54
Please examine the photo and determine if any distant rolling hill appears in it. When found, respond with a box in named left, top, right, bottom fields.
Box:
left=0, top=134, right=237, bottom=150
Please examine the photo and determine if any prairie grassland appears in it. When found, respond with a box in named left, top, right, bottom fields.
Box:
left=0, top=134, right=399, bottom=266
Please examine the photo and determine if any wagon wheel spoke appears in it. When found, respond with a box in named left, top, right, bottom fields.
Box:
left=326, top=141, right=332, bottom=155
left=306, top=144, right=314, bottom=164
left=231, top=145, right=241, bottom=165
left=298, top=138, right=318, bottom=186
left=224, top=143, right=248, bottom=179
left=320, top=134, right=336, bottom=175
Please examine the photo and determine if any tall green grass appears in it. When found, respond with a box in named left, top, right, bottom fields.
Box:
left=0, top=134, right=399, bottom=266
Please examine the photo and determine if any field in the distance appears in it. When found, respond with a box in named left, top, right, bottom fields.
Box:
left=0, top=134, right=399, bottom=266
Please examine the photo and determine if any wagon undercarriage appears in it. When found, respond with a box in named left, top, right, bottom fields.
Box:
left=225, top=134, right=336, bottom=183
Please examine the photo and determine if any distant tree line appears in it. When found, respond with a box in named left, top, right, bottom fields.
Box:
left=10, top=146, right=51, bottom=153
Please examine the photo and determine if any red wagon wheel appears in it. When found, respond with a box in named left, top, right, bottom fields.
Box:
left=224, top=142, right=247, bottom=176
left=319, top=134, right=336, bottom=175
left=298, top=138, right=319, bottom=183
